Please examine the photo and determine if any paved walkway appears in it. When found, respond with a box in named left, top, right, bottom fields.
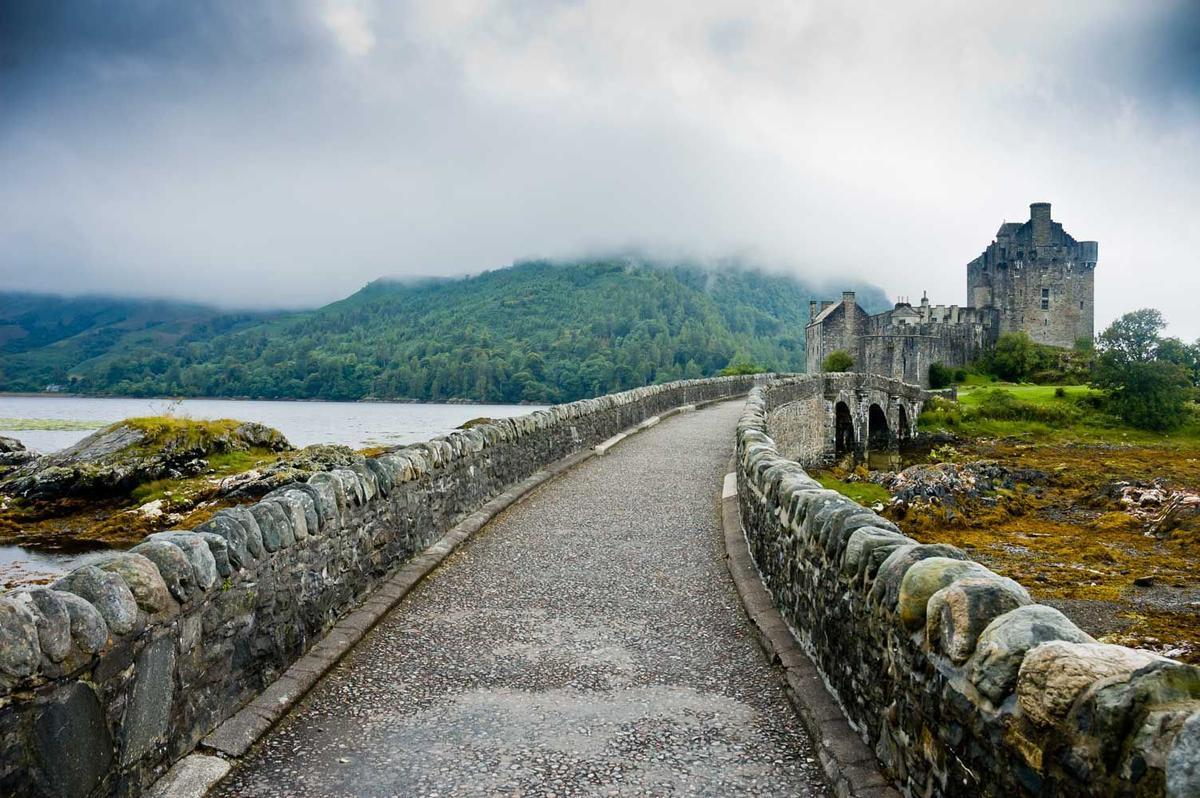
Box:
left=215, top=402, right=829, bottom=797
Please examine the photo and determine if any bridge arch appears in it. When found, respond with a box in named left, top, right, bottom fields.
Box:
left=867, top=403, right=890, bottom=450
left=834, top=401, right=855, bottom=456
left=896, top=404, right=911, bottom=443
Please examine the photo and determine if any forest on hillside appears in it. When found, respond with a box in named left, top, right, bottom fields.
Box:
left=1, top=259, right=888, bottom=404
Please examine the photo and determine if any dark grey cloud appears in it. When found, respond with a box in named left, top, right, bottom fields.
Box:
left=0, top=1, right=1197, bottom=338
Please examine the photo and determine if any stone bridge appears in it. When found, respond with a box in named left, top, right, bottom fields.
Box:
left=0, top=374, right=1195, bottom=798
left=756, top=372, right=931, bottom=465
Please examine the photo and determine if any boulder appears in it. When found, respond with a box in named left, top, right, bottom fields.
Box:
left=220, top=506, right=265, bottom=559
left=53, top=590, right=109, bottom=653
left=130, top=540, right=195, bottom=603
left=1017, top=641, right=1160, bottom=727
left=193, top=515, right=250, bottom=571
left=869, top=543, right=969, bottom=611
left=898, top=558, right=996, bottom=630
left=195, top=531, right=233, bottom=577
left=926, top=576, right=1032, bottom=663
left=966, top=604, right=1095, bottom=704
left=0, top=596, right=40, bottom=679
left=53, top=565, right=140, bottom=636
left=96, top=553, right=174, bottom=615
left=148, top=532, right=218, bottom=591
left=10, top=588, right=72, bottom=663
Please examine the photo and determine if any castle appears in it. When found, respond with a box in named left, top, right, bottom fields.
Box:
left=805, top=202, right=1098, bottom=386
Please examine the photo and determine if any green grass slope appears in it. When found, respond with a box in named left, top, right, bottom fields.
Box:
left=1, top=259, right=889, bottom=403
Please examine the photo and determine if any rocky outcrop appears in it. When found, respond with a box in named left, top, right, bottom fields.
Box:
left=871, top=459, right=1047, bottom=507
left=0, top=436, right=36, bottom=470
left=0, top=419, right=291, bottom=500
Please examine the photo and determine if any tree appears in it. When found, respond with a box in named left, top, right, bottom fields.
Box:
left=822, top=351, right=853, bottom=373
left=1094, top=309, right=1192, bottom=431
left=989, top=332, right=1034, bottom=381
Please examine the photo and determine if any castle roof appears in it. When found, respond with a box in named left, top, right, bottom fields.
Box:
left=810, top=302, right=842, bottom=325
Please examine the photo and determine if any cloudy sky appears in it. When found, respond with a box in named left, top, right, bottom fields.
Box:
left=2, top=1, right=1198, bottom=337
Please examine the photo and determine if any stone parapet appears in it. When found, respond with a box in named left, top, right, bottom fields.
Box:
left=0, top=374, right=760, bottom=797
left=737, top=374, right=1199, bottom=797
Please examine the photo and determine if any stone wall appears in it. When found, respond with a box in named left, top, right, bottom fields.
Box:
left=738, top=374, right=1199, bottom=798
left=0, top=375, right=759, bottom=798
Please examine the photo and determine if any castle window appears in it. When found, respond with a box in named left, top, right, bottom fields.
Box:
left=1080, top=301, right=1084, bottom=310
left=1041, top=288, right=1050, bottom=310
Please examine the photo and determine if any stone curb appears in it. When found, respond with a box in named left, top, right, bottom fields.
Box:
left=720, top=468, right=900, bottom=798
left=151, top=401, right=741, bottom=797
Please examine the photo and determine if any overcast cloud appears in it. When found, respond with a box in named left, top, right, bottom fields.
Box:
left=1, top=1, right=1198, bottom=337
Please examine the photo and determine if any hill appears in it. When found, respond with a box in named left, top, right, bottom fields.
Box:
left=0, top=259, right=890, bottom=403
left=0, top=292, right=277, bottom=392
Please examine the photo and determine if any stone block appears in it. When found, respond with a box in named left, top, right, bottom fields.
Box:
left=926, top=576, right=1031, bottom=663
left=97, top=553, right=175, bottom=615
left=249, top=502, right=288, bottom=552
left=868, top=544, right=968, bottom=612
left=194, top=532, right=233, bottom=578
left=9, top=588, right=71, bottom=663
left=221, top=506, right=266, bottom=559
left=842, top=528, right=909, bottom=579
left=1017, top=641, right=1160, bottom=727
left=1167, top=708, right=1200, bottom=798
left=264, top=494, right=308, bottom=541
left=121, top=636, right=176, bottom=765
left=898, top=558, right=994, bottom=630
left=148, top=533, right=218, bottom=592
left=131, top=540, right=195, bottom=604
left=53, top=590, right=108, bottom=654
left=0, top=596, right=40, bottom=679
left=32, top=682, right=112, bottom=798
left=192, top=516, right=249, bottom=571
left=966, top=604, right=1095, bottom=704
left=53, top=565, right=140, bottom=637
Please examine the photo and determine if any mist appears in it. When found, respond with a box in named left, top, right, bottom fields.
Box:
left=1, top=1, right=1198, bottom=337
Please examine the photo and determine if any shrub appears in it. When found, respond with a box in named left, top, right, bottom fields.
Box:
left=822, top=351, right=854, bottom=373
left=929, top=362, right=954, bottom=389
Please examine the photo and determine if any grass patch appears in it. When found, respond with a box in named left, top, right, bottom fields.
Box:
left=128, top=448, right=279, bottom=504
left=920, top=384, right=1200, bottom=446
left=814, top=474, right=891, bottom=507
left=0, top=418, right=105, bottom=431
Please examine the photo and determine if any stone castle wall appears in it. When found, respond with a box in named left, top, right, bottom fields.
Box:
left=968, top=258, right=1095, bottom=347
left=737, top=374, right=1199, bottom=797
left=0, top=375, right=760, bottom=798
left=804, top=300, right=995, bottom=387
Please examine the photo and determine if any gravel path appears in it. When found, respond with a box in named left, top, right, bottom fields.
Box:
left=214, top=401, right=829, bottom=797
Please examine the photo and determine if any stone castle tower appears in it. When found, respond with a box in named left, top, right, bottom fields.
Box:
left=966, top=202, right=1098, bottom=347
left=806, top=202, right=1097, bottom=385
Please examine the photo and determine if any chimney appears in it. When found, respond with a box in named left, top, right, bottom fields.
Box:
left=1030, top=202, right=1051, bottom=247
left=809, top=300, right=819, bottom=321
left=842, top=291, right=856, bottom=306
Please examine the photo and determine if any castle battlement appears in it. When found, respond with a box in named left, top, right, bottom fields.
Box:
left=807, top=203, right=1096, bottom=386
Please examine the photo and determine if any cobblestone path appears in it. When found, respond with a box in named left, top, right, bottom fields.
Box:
left=215, top=401, right=829, bottom=797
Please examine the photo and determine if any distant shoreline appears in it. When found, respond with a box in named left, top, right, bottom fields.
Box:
left=0, top=392, right=543, bottom=407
